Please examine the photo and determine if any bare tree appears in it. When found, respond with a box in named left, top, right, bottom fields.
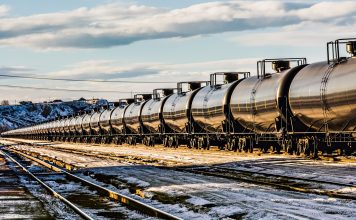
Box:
left=0, top=100, right=9, bottom=106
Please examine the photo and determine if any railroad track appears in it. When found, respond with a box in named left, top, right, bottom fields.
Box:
left=172, top=166, right=356, bottom=200
left=0, top=147, right=182, bottom=220
left=4, top=140, right=355, bottom=200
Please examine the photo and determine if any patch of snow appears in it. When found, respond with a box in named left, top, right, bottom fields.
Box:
left=124, top=177, right=150, bottom=188
left=186, top=196, right=212, bottom=206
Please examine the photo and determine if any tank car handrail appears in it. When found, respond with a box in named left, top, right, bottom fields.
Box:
left=327, top=38, right=356, bottom=64
left=210, top=72, right=250, bottom=86
left=177, top=81, right=210, bottom=95
left=133, top=93, right=152, bottom=104
left=152, top=88, right=176, bottom=100
left=257, top=58, right=307, bottom=79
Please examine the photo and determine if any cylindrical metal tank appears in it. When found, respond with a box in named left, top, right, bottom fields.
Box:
left=110, top=105, right=128, bottom=134
left=82, top=113, right=93, bottom=134
left=162, top=83, right=205, bottom=133
left=74, top=115, right=84, bottom=134
left=191, top=81, right=241, bottom=133
left=49, top=121, right=56, bottom=134
left=124, top=96, right=149, bottom=134
left=54, top=119, right=62, bottom=134
left=141, top=89, right=174, bottom=133
left=64, top=118, right=72, bottom=134
left=90, top=111, right=103, bottom=135
left=99, top=109, right=113, bottom=134
left=289, top=58, right=356, bottom=132
left=59, top=118, right=67, bottom=135
left=230, top=64, right=306, bottom=133
left=69, top=117, right=77, bottom=134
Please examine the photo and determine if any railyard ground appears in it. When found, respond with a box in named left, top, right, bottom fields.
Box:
left=0, top=138, right=355, bottom=220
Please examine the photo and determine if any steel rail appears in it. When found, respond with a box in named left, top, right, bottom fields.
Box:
left=0, top=149, right=94, bottom=220
left=209, top=166, right=355, bottom=188
left=172, top=166, right=355, bottom=200
left=5, top=148, right=182, bottom=220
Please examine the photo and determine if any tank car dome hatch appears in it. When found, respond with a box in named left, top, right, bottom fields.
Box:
left=346, top=41, right=356, bottom=56
left=191, top=72, right=250, bottom=133
left=230, top=58, right=307, bottom=133
left=272, top=60, right=290, bottom=73
left=141, top=88, right=175, bottom=133
left=162, top=81, right=209, bottom=133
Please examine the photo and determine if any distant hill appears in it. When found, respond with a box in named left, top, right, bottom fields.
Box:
left=0, top=99, right=109, bottom=132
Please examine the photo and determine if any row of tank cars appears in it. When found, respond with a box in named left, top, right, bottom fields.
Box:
left=2, top=39, right=356, bottom=157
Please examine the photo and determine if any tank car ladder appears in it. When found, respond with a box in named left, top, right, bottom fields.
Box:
left=320, top=64, right=335, bottom=147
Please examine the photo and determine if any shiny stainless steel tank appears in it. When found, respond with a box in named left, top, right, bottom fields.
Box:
left=289, top=58, right=356, bottom=132
left=64, top=118, right=72, bottom=134
left=141, top=89, right=174, bottom=133
left=49, top=121, right=56, bottom=134
left=54, top=119, right=62, bottom=134
left=59, top=119, right=67, bottom=134
left=141, top=99, right=163, bottom=133
left=124, top=101, right=146, bottom=134
left=99, top=109, right=113, bottom=134
left=110, top=105, right=128, bottom=134
left=82, top=113, right=93, bottom=134
left=90, top=111, right=103, bottom=135
left=191, top=82, right=240, bottom=133
left=230, top=64, right=305, bottom=133
left=74, top=115, right=84, bottom=134
left=69, top=117, right=77, bottom=134
left=162, top=89, right=201, bottom=133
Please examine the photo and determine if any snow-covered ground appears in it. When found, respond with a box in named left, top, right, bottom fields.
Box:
left=79, top=165, right=356, bottom=220
left=1, top=139, right=355, bottom=220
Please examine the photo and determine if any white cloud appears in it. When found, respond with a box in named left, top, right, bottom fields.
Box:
left=232, top=21, right=356, bottom=46
left=46, top=58, right=257, bottom=80
left=0, top=5, right=9, bottom=17
left=293, top=1, right=356, bottom=20
left=0, top=1, right=354, bottom=50
left=0, top=58, right=257, bottom=102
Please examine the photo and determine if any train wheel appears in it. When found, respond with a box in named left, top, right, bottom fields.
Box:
left=296, top=142, right=302, bottom=156
left=189, top=138, right=195, bottom=149
left=232, top=139, right=238, bottom=152
left=163, top=137, right=168, bottom=147
left=168, top=137, right=174, bottom=147
left=174, top=138, right=179, bottom=148
left=310, top=139, right=319, bottom=159
left=285, top=140, right=294, bottom=155
left=273, top=143, right=281, bottom=154
left=249, top=140, right=254, bottom=153
left=304, top=147, right=311, bottom=157
left=344, top=143, right=352, bottom=156
left=198, top=138, right=204, bottom=150
left=205, top=138, right=210, bottom=150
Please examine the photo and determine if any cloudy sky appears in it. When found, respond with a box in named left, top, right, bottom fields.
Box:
left=0, top=0, right=355, bottom=103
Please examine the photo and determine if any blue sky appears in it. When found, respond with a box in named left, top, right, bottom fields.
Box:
left=0, top=0, right=355, bottom=103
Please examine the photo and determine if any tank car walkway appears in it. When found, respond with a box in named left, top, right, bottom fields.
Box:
left=0, top=150, right=53, bottom=219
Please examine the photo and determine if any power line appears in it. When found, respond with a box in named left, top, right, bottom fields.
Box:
left=0, top=73, right=176, bottom=84
left=0, top=84, right=145, bottom=93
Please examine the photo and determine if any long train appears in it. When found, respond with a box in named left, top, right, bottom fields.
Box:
left=2, top=38, right=356, bottom=157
